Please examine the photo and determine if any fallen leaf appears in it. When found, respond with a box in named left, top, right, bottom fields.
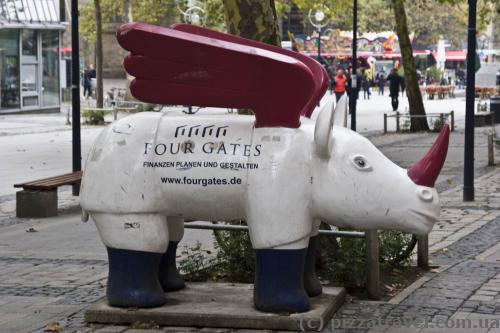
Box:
left=44, top=322, right=63, bottom=332
left=442, top=247, right=448, bottom=253
left=26, top=227, right=38, bottom=233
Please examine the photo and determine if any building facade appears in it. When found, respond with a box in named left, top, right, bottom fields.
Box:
left=0, top=0, right=65, bottom=113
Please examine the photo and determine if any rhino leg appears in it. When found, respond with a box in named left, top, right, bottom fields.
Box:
left=304, top=219, right=322, bottom=297
left=92, top=212, right=168, bottom=307
left=159, top=217, right=186, bottom=292
left=304, top=235, right=322, bottom=297
left=254, top=248, right=310, bottom=313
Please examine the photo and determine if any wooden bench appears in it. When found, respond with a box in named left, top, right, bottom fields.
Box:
left=14, top=171, right=83, bottom=218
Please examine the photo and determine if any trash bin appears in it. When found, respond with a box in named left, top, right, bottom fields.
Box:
left=492, top=96, right=500, bottom=123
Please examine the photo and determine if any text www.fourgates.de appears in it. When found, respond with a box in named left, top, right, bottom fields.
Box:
left=161, top=176, right=242, bottom=187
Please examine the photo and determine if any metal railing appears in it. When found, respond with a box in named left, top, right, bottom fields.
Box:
left=186, top=223, right=365, bottom=299
left=184, top=222, right=430, bottom=299
left=383, top=111, right=455, bottom=134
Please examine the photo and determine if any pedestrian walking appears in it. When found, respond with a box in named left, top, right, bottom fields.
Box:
left=376, top=69, right=386, bottom=95
left=361, top=69, right=371, bottom=100
left=387, top=68, right=402, bottom=111
left=332, top=68, right=347, bottom=102
left=82, top=64, right=96, bottom=99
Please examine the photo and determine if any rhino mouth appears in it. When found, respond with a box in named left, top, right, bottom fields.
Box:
left=409, top=209, right=438, bottom=226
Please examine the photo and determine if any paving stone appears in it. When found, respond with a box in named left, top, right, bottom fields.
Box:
left=93, top=325, right=129, bottom=333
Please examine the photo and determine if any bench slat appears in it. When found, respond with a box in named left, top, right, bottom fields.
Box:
left=14, top=171, right=83, bottom=190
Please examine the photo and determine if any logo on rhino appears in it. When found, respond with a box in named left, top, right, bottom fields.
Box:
left=174, top=124, right=229, bottom=138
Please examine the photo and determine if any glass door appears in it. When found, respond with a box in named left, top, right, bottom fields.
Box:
left=41, top=30, right=60, bottom=107
left=21, top=29, right=39, bottom=108
left=0, top=29, right=20, bottom=110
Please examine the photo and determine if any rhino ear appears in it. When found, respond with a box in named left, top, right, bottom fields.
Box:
left=333, top=94, right=348, bottom=128
left=314, top=97, right=335, bottom=159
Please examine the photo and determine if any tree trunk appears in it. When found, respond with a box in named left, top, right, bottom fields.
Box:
left=94, top=0, right=104, bottom=109
left=392, top=0, right=429, bottom=131
left=222, top=0, right=281, bottom=115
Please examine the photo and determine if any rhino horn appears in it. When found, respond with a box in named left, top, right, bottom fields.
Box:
left=408, top=124, right=450, bottom=187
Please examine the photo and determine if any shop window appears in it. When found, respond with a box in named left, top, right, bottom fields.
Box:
left=0, top=29, right=20, bottom=110
left=22, top=30, right=38, bottom=63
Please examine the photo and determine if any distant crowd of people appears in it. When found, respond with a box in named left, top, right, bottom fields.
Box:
left=330, top=66, right=406, bottom=112
left=329, top=64, right=466, bottom=112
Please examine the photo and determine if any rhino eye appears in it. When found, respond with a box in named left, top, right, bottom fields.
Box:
left=352, top=155, right=372, bottom=171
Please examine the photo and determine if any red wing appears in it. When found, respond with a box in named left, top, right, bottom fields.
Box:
left=171, top=24, right=329, bottom=118
left=117, top=22, right=317, bottom=128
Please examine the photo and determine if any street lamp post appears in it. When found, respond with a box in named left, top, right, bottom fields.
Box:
left=308, top=9, right=329, bottom=65
left=350, top=0, right=358, bottom=131
left=71, top=0, right=81, bottom=195
left=463, top=0, right=477, bottom=201
left=179, top=0, right=205, bottom=114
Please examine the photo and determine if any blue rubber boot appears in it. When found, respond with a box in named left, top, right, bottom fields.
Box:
left=159, top=241, right=186, bottom=291
left=304, top=236, right=322, bottom=297
left=106, top=247, right=166, bottom=308
left=254, top=249, right=310, bottom=313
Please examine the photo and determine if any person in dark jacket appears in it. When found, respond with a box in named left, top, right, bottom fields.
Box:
left=376, top=69, right=386, bottom=95
left=83, top=64, right=96, bottom=99
left=387, top=68, right=402, bottom=111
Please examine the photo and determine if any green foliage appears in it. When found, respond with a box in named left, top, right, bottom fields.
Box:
left=82, top=110, right=105, bottom=125
left=319, top=233, right=367, bottom=288
left=178, top=241, right=217, bottom=282
left=401, top=118, right=411, bottom=132
left=137, top=103, right=161, bottom=111
left=80, top=0, right=124, bottom=43
left=179, top=221, right=255, bottom=283
left=426, top=66, right=441, bottom=82
left=319, top=229, right=416, bottom=288
left=212, top=221, right=255, bottom=283
left=431, top=117, right=445, bottom=131
left=80, top=0, right=226, bottom=43
left=179, top=221, right=417, bottom=290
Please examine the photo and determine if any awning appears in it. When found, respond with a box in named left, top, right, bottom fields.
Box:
left=304, top=50, right=430, bottom=59
left=0, top=0, right=66, bottom=29
left=431, top=50, right=466, bottom=61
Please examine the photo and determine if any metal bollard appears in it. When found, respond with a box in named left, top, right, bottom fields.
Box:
left=488, top=134, right=494, bottom=166
left=450, top=111, right=455, bottom=131
left=396, top=112, right=400, bottom=132
left=417, top=235, right=429, bottom=269
left=383, top=113, right=387, bottom=134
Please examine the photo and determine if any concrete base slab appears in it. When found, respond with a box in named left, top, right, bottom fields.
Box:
left=85, top=283, right=346, bottom=331
left=16, top=190, right=57, bottom=218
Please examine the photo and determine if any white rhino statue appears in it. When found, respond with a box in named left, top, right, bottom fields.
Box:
left=80, top=23, right=449, bottom=313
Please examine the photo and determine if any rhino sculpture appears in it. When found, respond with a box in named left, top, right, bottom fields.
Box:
left=80, top=23, right=450, bottom=314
